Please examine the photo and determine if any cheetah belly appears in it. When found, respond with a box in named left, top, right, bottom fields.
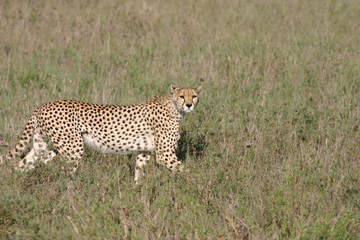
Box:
left=82, top=133, right=156, bottom=154
left=82, top=134, right=106, bottom=153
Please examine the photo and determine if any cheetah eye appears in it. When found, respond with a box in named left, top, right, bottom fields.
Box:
left=180, top=95, right=185, bottom=99
left=192, top=95, right=197, bottom=99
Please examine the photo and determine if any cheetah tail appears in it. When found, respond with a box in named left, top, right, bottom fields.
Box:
left=0, top=113, right=37, bottom=164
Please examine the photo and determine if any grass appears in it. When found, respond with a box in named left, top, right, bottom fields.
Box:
left=0, top=0, right=360, bottom=239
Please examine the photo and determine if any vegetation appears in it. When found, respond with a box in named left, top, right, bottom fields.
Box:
left=1, top=0, right=359, bottom=239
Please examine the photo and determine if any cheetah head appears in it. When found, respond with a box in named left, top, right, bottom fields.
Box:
left=171, top=85, right=202, bottom=114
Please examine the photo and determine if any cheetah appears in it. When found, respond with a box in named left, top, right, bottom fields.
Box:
left=1, top=85, right=202, bottom=184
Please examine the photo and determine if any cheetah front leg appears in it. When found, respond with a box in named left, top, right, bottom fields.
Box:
left=153, top=125, right=184, bottom=173
left=154, top=133, right=184, bottom=173
left=155, top=148, right=184, bottom=173
left=134, top=152, right=151, bottom=184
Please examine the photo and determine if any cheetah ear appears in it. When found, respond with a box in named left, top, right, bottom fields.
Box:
left=196, top=85, right=202, bottom=94
left=171, top=84, right=178, bottom=93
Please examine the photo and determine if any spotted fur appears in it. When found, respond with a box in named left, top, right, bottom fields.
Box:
left=1, top=85, right=202, bottom=183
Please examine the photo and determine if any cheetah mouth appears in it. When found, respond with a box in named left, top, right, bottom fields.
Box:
left=183, top=108, right=193, bottom=113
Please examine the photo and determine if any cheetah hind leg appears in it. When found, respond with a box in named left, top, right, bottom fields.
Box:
left=134, top=152, right=151, bottom=185
left=53, top=133, right=84, bottom=177
left=16, top=129, right=57, bottom=171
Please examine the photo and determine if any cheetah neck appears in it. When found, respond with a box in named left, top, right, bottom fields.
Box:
left=164, top=96, right=186, bottom=122
left=147, top=95, right=186, bottom=123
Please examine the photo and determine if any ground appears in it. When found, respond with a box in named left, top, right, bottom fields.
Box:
left=0, top=0, right=359, bottom=239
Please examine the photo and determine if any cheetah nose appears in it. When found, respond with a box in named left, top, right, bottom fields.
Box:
left=186, top=104, right=192, bottom=108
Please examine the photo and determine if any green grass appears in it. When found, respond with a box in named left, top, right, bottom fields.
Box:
left=1, top=0, right=360, bottom=239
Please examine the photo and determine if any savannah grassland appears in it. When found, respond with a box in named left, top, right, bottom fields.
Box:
left=0, top=0, right=359, bottom=239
